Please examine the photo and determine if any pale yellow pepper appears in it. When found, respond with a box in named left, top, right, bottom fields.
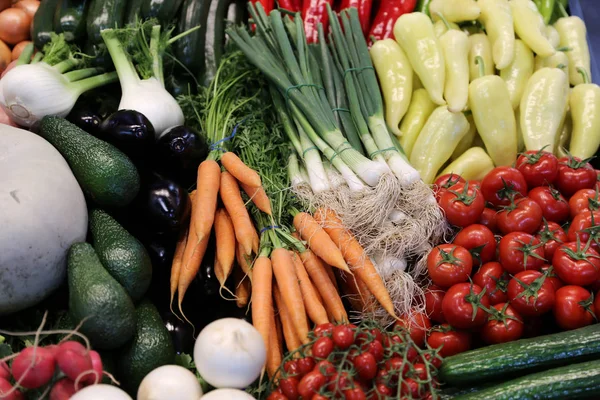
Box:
left=515, top=108, right=525, bottom=152
left=439, top=147, right=495, bottom=181
left=557, top=111, right=572, bottom=158
left=555, top=15, right=592, bottom=86
left=478, top=0, right=515, bottom=70
left=468, top=34, right=495, bottom=82
left=399, top=88, right=437, bottom=158
left=568, top=69, right=600, bottom=159
left=440, top=28, right=470, bottom=112
left=545, top=25, right=561, bottom=49
left=500, top=40, right=534, bottom=110
left=452, top=114, right=477, bottom=160
left=535, top=51, right=569, bottom=72
left=414, top=71, right=423, bottom=90
left=510, top=0, right=556, bottom=58
left=433, top=20, right=460, bottom=38
left=430, top=0, right=481, bottom=23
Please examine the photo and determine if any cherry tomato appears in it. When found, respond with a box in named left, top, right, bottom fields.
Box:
left=497, top=197, right=543, bottom=234
left=528, top=186, right=570, bottom=223
left=442, top=283, right=490, bottom=329
left=284, top=360, right=300, bottom=378
left=279, top=377, right=299, bottom=400
left=552, top=241, right=600, bottom=286
left=267, top=391, right=287, bottom=400
left=311, top=395, right=327, bottom=400
left=434, top=173, right=466, bottom=199
left=297, top=357, right=316, bottom=376
left=411, top=363, right=429, bottom=380
left=374, top=382, right=394, bottom=397
left=516, top=150, right=559, bottom=188
left=438, top=182, right=486, bottom=227
left=400, top=378, right=422, bottom=398
left=326, top=371, right=352, bottom=393
left=556, top=156, right=597, bottom=197
left=332, top=325, right=354, bottom=350
left=567, top=210, right=600, bottom=252
left=479, top=207, right=500, bottom=233
left=384, top=357, right=410, bottom=381
left=366, top=328, right=384, bottom=344
left=419, top=352, right=443, bottom=369
left=473, top=261, right=510, bottom=305
left=481, top=303, right=524, bottom=344
left=569, top=188, right=600, bottom=218
left=395, top=311, right=432, bottom=347
left=481, top=166, right=528, bottom=206
left=498, top=232, right=546, bottom=274
left=313, top=360, right=335, bottom=376
left=554, top=286, right=596, bottom=330
left=426, top=324, right=471, bottom=357
left=344, top=387, right=367, bottom=400
left=541, top=265, right=564, bottom=291
left=364, top=339, right=384, bottom=362
left=424, top=285, right=446, bottom=323
left=353, top=352, right=378, bottom=381
left=453, top=224, right=497, bottom=266
left=595, top=290, right=600, bottom=317
left=312, top=337, right=334, bottom=359
left=297, top=371, right=326, bottom=399
left=507, top=270, right=556, bottom=316
left=313, top=323, right=334, bottom=337
left=536, top=221, right=568, bottom=261
left=427, top=244, right=473, bottom=288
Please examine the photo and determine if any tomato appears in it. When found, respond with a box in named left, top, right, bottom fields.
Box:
left=516, top=150, right=559, bottom=188
left=567, top=210, right=600, bottom=252
left=295, top=357, right=315, bottom=376
left=312, top=337, right=333, bottom=359
left=507, top=270, right=556, bottom=316
left=528, top=186, right=569, bottom=223
left=395, top=311, right=432, bottom=347
left=420, top=352, right=443, bottom=369
left=284, top=360, right=300, bottom=378
left=426, top=324, right=471, bottom=357
left=424, top=285, right=446, bottom=323
left=473, top=261, right=510, bottom=305
left=326, top=371, right=352, bottom=393
left=497, top=197, right=544, bottom=234
left=481, top=303, right=524, bottom=344
left=410, top=363, right=429, bottom=381
left=332, top=325, right=354, bottom=349
left=481, top=166, right=528, bottom=206
left=453, top=224, right=497, bottom=266
left=344, top=388, right=367, bottom=400
left=311, top=395, right=327, bottom=400
left=313, top=323, right=334, bottom=337
left=363, top=340, right=384, bottom=362
left=541, top=265, right=564, bottom=291
left=297, top=371, right=326, bottom=399
left=279, top=377, right=299, bottom=400
left=427, top=244, right=473, bottom=288
left=400, top=378, right=422, bottom=398
left=374, top=382, right=394, bottom=397
left=536, top=221, right=568, bottom=261
left=552, top=241, right=600, bottom=286
left=267, top=391, right=287, bottom=400
left=434, top=173, right=466, bottom=199
left=384, top=357, right=410, bottom=380
left=569, top=188, right=600, bottom=218
left=442, top=283, right=490, bottom=329
left=556, top=156, right=597, bottom=197
left=554, top=286, right=596, bottom=330
left=595, top=290, right=600, bottom=317
left=479, top=208, right=500, bottom=234
left=353, top=352, right=378, bottom=381
left=498, top=232, right=546, bottom=274
left=438, top=182, right=486, bottom=227
left=313, top=360, right=335, bottom=376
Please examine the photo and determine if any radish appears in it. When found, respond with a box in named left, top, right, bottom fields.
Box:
left=70, top=384, right=132, bottom=400
left=49, top=378, right=77, bottom=400
left=11, top=346, right=55, bottom=388
left=0, top=377, right=24, bottom=400
left=137, top=365, right=203, bottom=400
left=0, top=361, right=9, bottom=380
left=87, top=350, right=103, bottom=384
left=55, top=341, right=93, bottom=382
left=201, top=389, right=256, bottom=399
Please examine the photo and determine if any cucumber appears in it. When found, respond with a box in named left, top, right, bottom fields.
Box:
left=454, top=359, right=600, bottom=400
left=54, top=0, right=90, bottom=43
left=141, top=0, right=185, bottom=25
left=202, top=0, right=230, bottom=86
left=174, top=0, right=210, bottom=81
left=86, top=0, right=127, bottom=44
left=31, top=0, right=61, bottom=50
left=439, top=324, right=600, bottom=387
left=124, top=0, right=145, bottom=26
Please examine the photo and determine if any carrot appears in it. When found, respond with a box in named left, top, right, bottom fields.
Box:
left=274, top=285, right=302, bottom=353
left=170, top=221, right=189, bottom=311
left=235, top=270, right=251, bottom=308
left=314, top=208, right=397, bottom=318
left=214, top=208, right=236, bottom=287
left=240, top=182, right=272, bottom=215
left=294, top=212, right=350, bottom=273
left=336, top=270, right=369, bottom=312
left=290, top=251, right=329, bottom=325
left=193, top=160, right=221, bottom=244
left=220, top=171, right=259, bottom=256
left=266, top=302, right=282, bottom=378
left=251, top=256, right=273, bottom=351
left=323, top=262, right=339, bottom=292
left=236, top=243, right=252, bottom=281
left=221, top=151, right=262, bottom=188
left=300, top=250, right=347, bottom=323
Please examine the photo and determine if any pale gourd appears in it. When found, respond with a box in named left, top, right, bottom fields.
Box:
left=0, top=124, right=88, bottom=314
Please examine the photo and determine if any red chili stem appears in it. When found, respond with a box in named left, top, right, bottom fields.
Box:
left=368, top=0, right=417, bottom=44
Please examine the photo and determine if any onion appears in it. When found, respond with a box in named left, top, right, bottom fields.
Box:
left=69, top=384, right=132, bottom=400
left=0, top=0, right=9, bottom=12
left=12, top=0, right=39, bottom=20
left=11, top=40, right=31, bottom=60
left=0, top=39, right=10, bottom=73
left=201, top=389, right=256, bottom=399
left=137, top=365, right=203, bottom=400
left=193, top=318, right=266, bottom=389
left=0, top=8, right=30, bottom=45
left=1, top=59, right=17, bottom=78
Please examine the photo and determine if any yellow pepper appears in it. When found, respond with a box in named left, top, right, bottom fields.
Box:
left=515, top=108, right=525, bottom=152
left=452, top=114, right=477, bottom=160
left=478, top=0, right=515, bottom=70
left=557, top=112, right=572, bottom=158
left=510, top=0, right=556, bottom=58
left=433, top=20, right=460, bottom=38
left=409, top=105, right=470, bottom=183
left=413, top=72, right=424, bottom=90
left=500, top=40, right=534, bottom=110
left=370, top=39, right=413, bottom=137
left=545, top=25, right=561, bottom=49
left=429, top=0, right=481, bottom=23
left=439, top=147, right=495, bottom=181
left=568, top=69, right=600, bottom=159
left=555, top=15, right=592, bottom=86
left=399, top=88, right=437, bottom=158
left=394, top=13, right=446, bottom=105
left=535, top=51, right=569, bottom=72
left=439, top=27, right=470, bottom=112
left=520, top=67, right=569, bottom=153
left=468, top=34, right=494, bottom=82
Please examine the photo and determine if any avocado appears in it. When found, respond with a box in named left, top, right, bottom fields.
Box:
left=38, top=115, right=140, bottom=207
left=67, top=242, right=136, bottom=349
left=89, top=209, right=153, bottom=302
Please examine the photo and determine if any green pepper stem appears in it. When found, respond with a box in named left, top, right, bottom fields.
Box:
left=475, top=55, right=485, bottom=78
left=16, top=43, right=34, bottom=66
left=556, top=46, right=572, bottom=52
left=557, top=63, right=567, bottom=71
left=435, top=12, right=452, bottom=31
left=577, top=67, right=591, bottom=84
left=557, top=1, right=569, bottom=18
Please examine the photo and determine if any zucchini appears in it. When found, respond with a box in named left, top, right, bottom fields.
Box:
left=31, top=0, right=61, bottom=50
left=54, top=0, right=90, bottom=43
left=86, top=0, right=127, bottom=44
left=174, top=0, right=211, bottom=82
left=439, top=324, right=600, bottom=387
left=124, top=0, right=145, bottom=26
left=141, top=0, right=185, bottom=25
left=202, top=0, right=230, bottom=86
left=454, top=359, right=600, bottom=400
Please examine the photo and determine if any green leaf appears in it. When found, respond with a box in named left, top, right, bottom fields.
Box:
left=174, top=353, right=195, bottom=369
left=0, top=343, right=12, bottom=359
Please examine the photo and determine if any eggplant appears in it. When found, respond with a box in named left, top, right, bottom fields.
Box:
left=155, top=125, right=209, bottom=186
left=99, top=110, right=155, bottom=161
left=138, top=172, right=191, bottom=234
left=67, top=102, right=103, bottom=136
left=161, top=311, right=195, bottom=354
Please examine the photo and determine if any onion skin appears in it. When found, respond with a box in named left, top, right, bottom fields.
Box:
left=0, top=8, right=31, bottom=45
left=13, top=0, right=39, bottom=20
left=0, top=0, right=9, bottom=12
left=0, top=39, right=10, bottom=73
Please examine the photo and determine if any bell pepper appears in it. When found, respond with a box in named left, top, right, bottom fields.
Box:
left=555, top=11, right=592, bottom=86
left=429, top=0, right=480, bottom=23
left=539, top=0, right=556, bottom=25
left=433, top=20, right=460, bottom=38
left=568, top=69, right=600, bottom=159
left=409, top=105, right=470, bottom=183
left=370, top=39, right=413, bottom=137
left=535, top=50, right=569, bottom=72
left=469, top=56, right=518, bottom=166
left=452, top=114, right=477, bottom=160
left=439, top=22, right=470, bottom=112
left=339, top=0, right=372, bottom=35
left=468, top=33, right=494, bottom=82
left=545, top=25, right=561, bottom=49
left=500, top=39, right=535, bottom=110
left=510, top=0, right=556, bottom=58
left=394, top=12, right=446, bottom=105
left=399, top=88, right=436, bottom=158
left=520, top=67, right=569, bottom=153
left=478, top=0, right=515, bottom=70
left=302, top=0, right=334, bottom=44
left=369, top=0, right=417, bottom=43
left=440, top=147, right=495, bottom=181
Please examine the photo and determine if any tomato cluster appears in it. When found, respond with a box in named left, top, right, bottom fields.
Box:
left=267, top=321, right=442, bottom=400
left=429, top=152, right=600, bottom=350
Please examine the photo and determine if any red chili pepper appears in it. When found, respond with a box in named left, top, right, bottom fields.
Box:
left=337, top=0, right=371, bottom=35
left=278, top=0, right=300, bottom=11
left=302, top=0, right=335, bottom=44
left=368, top=0, right=417, bottom=44
left=250, top=0, right=275, bottom=14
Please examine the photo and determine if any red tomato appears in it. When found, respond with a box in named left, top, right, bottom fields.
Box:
left=344, top=388, right=366, bottom=400
left=434, top=173, right=466, bottom=199
left=552, top=241, right=600, bottom=286
left=297, top=371, right=326, bottom=399
left=395, top=311, right=432, bottom=347
left=481, top=303, right=524, bottom=344
left=313, top=360, right=335, bottom=376
left=567, top=210, right=600, bottom=252
left=554, top=286, right=596, bottom=330
left=424, top=285, right=446, bottom=323
left=442, top=283, right=490, bottom=329
left=470, top=180, right=482, bottom=190
left=427, top=244, right=473, bottom=288
left=497, top=197, right=544, bottom=234
left=374, top=382, right=394, bottom=397
left=536, top=221, right=568, bottom=261
left=312, top=337, right=333, bottom=359
left=569, top=188, right=600, bottom=218
left=507, top=270, right=556, bottom=316
left=353, top=353, right=378, bottom=381
left=516, top=150, right=559, bottom=188
left=384, top=357, right=410, bottom=380
left=313, top=323, right=334, bottom=337
left=453, top=224, right=497, bottom=266
left=498, top=232, right=546, bottom=274
left=556, top=156, right=597, bottom=197
left=481, top=166, right=528, bottom=206
left=297, top=357, right=316, bottom=376
left=438, top=182, right=486, bottom=227
left=595, top=290, right=600, bottom=316
left=426, top=324, right=471, bottom=357
left=528, top=186, right=570, bottom=223
left=419, top=352, right=443, bottom=369
left=541, top=265, right=564, bottom=291
left=284, top=360, right=300, bottom=378
left=400, top=378, right=422, bottom=398
left=267, top=392, right=287, bottom=400
left=311, top=395, right=327, bottom=400
left=410, top=363, right=429, bottom=380
left=279, top=377, right=299, bottom=400
left=332, top=325, right=354, bottom=350
left=364, top=340, right=384, bottom=362
left=473, top=261, right=510, bottom=305
left=478, top=207, right=500, bottom=233
left=326, top=371, right=352, bottom=393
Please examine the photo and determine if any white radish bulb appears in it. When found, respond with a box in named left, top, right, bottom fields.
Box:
left=137, top=365, right=203, bottom=400
left=70, top=384, right=132, bottom=400
left=193, top=318, right=266, bottom=389
left=200, top=389, right=256, bottom=399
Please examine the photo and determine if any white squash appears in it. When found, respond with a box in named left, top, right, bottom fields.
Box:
left=0, top=124, right=88, bottom=314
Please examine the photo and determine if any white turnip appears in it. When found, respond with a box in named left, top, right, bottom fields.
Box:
left=201, top=389, right=256, bottom=399
left=137, top=365, right=202, bottom=400
left=70, top=384, right=132, bottom=400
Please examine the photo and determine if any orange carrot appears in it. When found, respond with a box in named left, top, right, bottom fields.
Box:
left=290, top=251, right=329, bottom=325
left=337, top=270, right=374, bottom=312
left=314, top=208, right=397, bottom=318
left=221, top=151, right=262, bottom=188
left=220, top=171, right=259, bottom=256
left=271, top=248, right=310, bottom=343
left=323, top=262, right=340, bottom=292
left=294, top=212, right=350, bottom=273
left=300, top=250, right=347, bottom=322
left=251, top=256, right=273, bottom=351
left=193, top=160, right=221, bottom=244
left=235, top=270, right=251, bottom=308
left=274, top=285, right=302, bottom=353
left=170, top=222, right=189, bottom=310
left=236, top=243, right=252, bottom=281
left=240, top=182, right=272, bottom=215
left=266, top=303, right=282, bottom=378
left=214, top=208, right=236, bottom=286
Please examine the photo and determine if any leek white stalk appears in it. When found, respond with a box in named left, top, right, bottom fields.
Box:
left=323, top=159, right=346, bottom=189
left=298, top=124, right=330, bottom=193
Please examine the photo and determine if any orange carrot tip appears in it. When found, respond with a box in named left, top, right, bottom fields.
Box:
left=221, top=151, right=262, bottom=188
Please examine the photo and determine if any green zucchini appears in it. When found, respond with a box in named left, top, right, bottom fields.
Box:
left=124, top=0, right=145, bottom=26
left=54, top=0, right=90, bottom=43
left=454, top=359, right=600, bottom=400
left=86, top=0, right=127, bottom=44
left=439, top=324, right=600, bottom=387
left=202, top=0, right=230, bottom=86
left=31, top=0, right=61, bottom=50
left=174, top=0, right=211, bottom=81
left=141, top=0, right=185, bottom=25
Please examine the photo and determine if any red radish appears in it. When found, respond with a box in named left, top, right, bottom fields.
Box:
left=82, top=350, right=103, bottom=385
left=11, top=346, right=56, bottom=389
left=50, top=378, right=77, bottom=400
left=0, top=377, right=24, bottom=400
left=0, top=361, right=9, bottom=380
left=55, top=341, right=93, bottom=382
left=45, top=344, right=60, bottom=357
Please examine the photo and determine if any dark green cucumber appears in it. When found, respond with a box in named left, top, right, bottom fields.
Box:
left=54, top=0, right=90, bottom=43
left=439, top=324, right=600, bottom=387
left=124, top=0, right=145, bottom=26
left=141, top=0, right=185, bottom=25
left=86, top=0, right=127, bottom=44
left=31, top=0, right=61, bottom=50
left=454, top=359, right=600, bottom=400
left=224, top=0, right=246, bottom=46
left=174, top=0, right=210, bottom=81
left=201, top=0, right=230, bottom=86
